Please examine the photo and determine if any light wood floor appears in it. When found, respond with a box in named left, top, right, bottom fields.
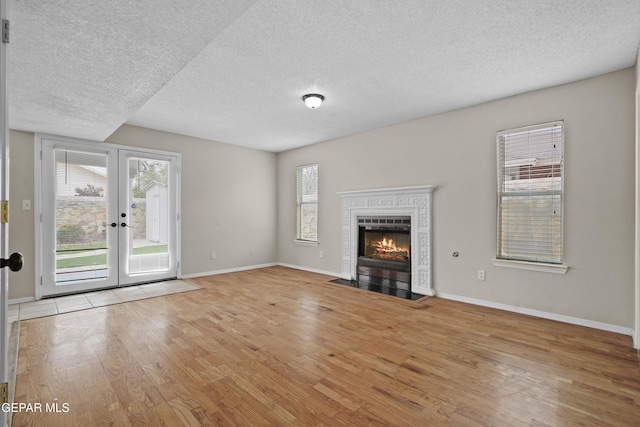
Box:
left=13, top=266, right=640, bottom=426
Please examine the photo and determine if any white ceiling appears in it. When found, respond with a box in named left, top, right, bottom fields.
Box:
left=8, top=1, right=640, bottom=152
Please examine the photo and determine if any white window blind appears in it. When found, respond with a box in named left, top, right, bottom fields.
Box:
left=296, top=164, right=318, bottom=242
left=497, top=121, right=564, bottom=264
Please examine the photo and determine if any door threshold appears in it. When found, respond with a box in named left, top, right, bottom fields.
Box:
left=13, top=279, right=198, bottom=321
left=41, top=277, right=178, bottom=299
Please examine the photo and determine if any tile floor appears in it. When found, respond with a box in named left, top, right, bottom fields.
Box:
left=9, top=280, right=200, bottom=321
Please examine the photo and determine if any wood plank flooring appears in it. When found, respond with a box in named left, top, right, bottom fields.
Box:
left=12, top=266, right=640, bottom=426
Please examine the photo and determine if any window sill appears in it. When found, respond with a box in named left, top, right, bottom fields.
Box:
left=492, top=259, right=568, bottom=274
left=295, top=239, right=319, bottom=247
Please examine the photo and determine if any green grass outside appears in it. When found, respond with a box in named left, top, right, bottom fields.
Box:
left=57, top=245, right=168, bottom=269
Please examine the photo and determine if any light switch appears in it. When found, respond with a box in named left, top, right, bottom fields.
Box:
left=22, top=200, right=31, bottom=210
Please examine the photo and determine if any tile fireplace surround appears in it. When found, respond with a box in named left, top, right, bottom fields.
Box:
left=337, top=185, right=436, bottom=296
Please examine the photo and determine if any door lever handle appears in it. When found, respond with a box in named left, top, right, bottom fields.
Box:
left=0, top=252, right=23, bottom=272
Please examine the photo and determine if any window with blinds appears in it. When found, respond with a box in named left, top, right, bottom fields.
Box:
left=296, top=164, right=318, bottom=242
left=497, top=121, right=564, bottom=264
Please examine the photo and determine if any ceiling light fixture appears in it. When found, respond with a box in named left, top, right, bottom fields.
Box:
left=302, top=93, right=324, bottom=109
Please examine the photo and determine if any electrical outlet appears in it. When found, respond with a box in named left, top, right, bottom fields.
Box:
left=319, top=250, right=324, bottom=258
left=210, top=251, right=216, bottom=260
left=477, top=270, right=485, bottom=281
left=250, top=248, right=255, bottom=255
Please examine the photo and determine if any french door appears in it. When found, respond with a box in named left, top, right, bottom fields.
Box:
left=39, top=137, right=179, bottom=297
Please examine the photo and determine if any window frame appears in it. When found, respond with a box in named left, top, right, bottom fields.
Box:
left=295, top=163, right=318, bottom=244
left=495, top=121, right=567, bottom=273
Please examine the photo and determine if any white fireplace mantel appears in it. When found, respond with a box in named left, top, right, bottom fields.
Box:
left=337, top=185, right=436, bottom=296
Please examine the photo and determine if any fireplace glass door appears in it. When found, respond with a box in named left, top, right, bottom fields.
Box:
left=363, top=230, right=410, bottom=262
left=356, top=216, right=412, bottom=298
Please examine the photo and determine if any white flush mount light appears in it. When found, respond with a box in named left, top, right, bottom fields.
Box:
left=302, top=93, right=324, bottom=109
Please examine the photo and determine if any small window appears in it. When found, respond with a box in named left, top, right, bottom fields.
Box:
left=497, top=121, right=564, bottom=264
left=296, top=164, right=318, bottom=242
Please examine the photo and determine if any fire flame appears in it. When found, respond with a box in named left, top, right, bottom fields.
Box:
left=380, top=237, right=398, bottom=251
left=372, top=236, right=409, bottom=260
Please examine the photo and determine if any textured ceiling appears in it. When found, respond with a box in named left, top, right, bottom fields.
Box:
left=8, top=1, right=640, bottom=152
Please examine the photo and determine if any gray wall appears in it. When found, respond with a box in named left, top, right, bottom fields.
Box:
left=635, top=49, right=640, bottom=345
left=107, top=126, right=278, bottom=276
left=8, top=131, right=36, bottom=300
left=8, top=125, right=278, bottom=299
left=277, top=68, right=636, bottom=329
left=8, top=68, right=636, bottom=331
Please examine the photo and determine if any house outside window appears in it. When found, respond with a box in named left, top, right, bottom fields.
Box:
left=497, top=121, right=564, bottom=264
left=296, top=164, right=318, bottom=242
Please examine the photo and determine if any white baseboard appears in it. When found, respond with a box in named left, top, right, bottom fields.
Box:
left=437, top=292, right=634, bottom=337
left=180, top=263, right=340, bottom=280
left=276, top=263, right=341, bottom=278
left=9, top=265, right=636, bottom=342
left=8, top=296, right=35, bottom=305
left=180, top=263, right=278, bottom=279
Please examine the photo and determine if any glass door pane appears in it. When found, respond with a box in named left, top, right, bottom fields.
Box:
left=55, top=150, right=109, bottom=281
left=119, top=151, right=177, bottom=285
left=42, top=142, right=119, bottom=295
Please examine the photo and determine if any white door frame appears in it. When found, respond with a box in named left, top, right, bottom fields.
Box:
left=635, top=91, right=639, bottom=350
left=0, top=0, right=9, bottom=424
left=39, top=139, right=119, bottom=295
left=34, top=134, right=181, bottom=299
left=117, top=149, right=179, bottom=286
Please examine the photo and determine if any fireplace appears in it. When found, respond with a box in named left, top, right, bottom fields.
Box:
left=338, top=185, right=435, bottom=297
left=356, top=216, right=412, bottom=297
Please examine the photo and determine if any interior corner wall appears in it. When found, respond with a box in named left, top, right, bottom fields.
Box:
left=277, top=68, right=636, bottom=329
left=7, top=125, right=278, bottom=300
left=107, top=126, right=278, bottom=277
left=635, top=47, right=640, bottom=348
